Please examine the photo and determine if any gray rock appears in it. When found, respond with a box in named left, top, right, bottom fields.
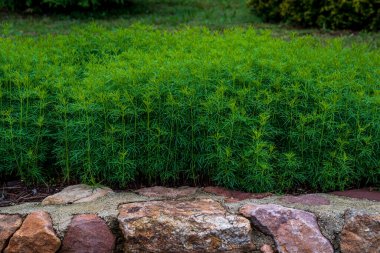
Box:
left=42, top=184, right=113, bottom=205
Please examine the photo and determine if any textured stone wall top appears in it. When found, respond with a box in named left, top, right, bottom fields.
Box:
left=42, top=184, right=113, bottom=205
left=203, top=186, right=272, bottom=203
left=281, top=194, right=331, bottom=206
left=118, top=199, right=254, bottom=252
left=0, top=186, right=379, bottom=253
left=135, top=186, right=198, bottom=198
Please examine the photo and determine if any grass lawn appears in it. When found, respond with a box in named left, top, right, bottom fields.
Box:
left=0, top=0, right=379, bottom=47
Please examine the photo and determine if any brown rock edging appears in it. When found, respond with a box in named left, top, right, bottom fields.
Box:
left=118, top=198, right=254, bottom=252
left=0, top=187, right=379, bottom=253
left=0, top=214, right=23, bottom=252
left=240, top=204, right=334, bottom=253
left=340, top=209, right=380, bottom=253
left=60, top=214, right=115, bottom=253
left=4, top=211, right=61, bottom=253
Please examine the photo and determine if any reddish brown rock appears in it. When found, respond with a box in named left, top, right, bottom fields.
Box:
left=60, top=214, right=115, bottom=253
left=42, top=184, right=113, bottom=205
left=240, top=204, right=333, bottom=253
left=203, top=186, right=272, bottom=202
left=260, top=244, right=274, bottom=253
left=4, top=211, right=61, bottom=253
left=281, top=194, right=330, bottom=206
left=340, top=210, right=380, bottom=253
left=331, top=188, right=380, bottom=201
left=0, top=214, right=23, bottom=251
left=118, top=199, right=254, bottom=252
left=135, top=186, right=198, bottom=198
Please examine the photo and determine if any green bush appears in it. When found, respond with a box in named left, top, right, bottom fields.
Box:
left=0, top=25, right=379, bottom=192
left=248, top=0, right=380, bottom=30
left=0, top=0, right=127, bottom=10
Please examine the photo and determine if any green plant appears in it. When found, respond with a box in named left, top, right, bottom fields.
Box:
left=0, top=25, right=379, bottom=192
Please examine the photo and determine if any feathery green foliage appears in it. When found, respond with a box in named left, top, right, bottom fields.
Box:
left=0, top=25, right=379, bottom=191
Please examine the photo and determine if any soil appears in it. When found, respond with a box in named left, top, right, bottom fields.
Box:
left=0, top=181, right=64, bottom=207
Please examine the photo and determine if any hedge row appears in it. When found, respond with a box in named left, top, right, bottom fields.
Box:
left=0, top=25, right=379, bottom=192
left=248, top=0, right=380, bottom=30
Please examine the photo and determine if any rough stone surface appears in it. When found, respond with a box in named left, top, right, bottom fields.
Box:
left=281, top=194, right=330, bottom=206
left=0, top=188, right=379, bottom=252
left=240, top=204, right=333, bottom=253
left=60, top=214, right=115, bottom=253
left=42, top=184, right=113, bottom=205
left=331, top=188, right=380, bottom=201
left=135, top=186, right=198, bottom=198
left=203, top=186, right=272, bottom=202
left=0, top=214, right=23, bottom=251
left=260, top=244, right=274, bottom=253
left=118, top=199, right=254, bottom=252
left=340, top=210, right=380, bottom=253
left=4, top=211, right=61, bottom=253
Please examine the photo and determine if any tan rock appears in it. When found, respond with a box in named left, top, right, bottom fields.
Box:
left=135, top=186, right=197, bottom=198
left=260, top=244, right=274, bottom=253
left=118, top=199, right=254, bottom=252
left=4, top=211, right=61, bottom=253
left=42, top=184, right=113, bottom=205
left=0, top=214, right=23, bottom=251
left=240, top=204, right=333, bottom=253
left=340, top=210, right=380, bottom=253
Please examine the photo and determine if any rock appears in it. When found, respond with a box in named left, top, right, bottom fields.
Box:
left=240, top=204, right=333, bottom=253
left=4, top=211, right=61, bottom=253
left=281, top=194, right=330, bottom=206
left=42, top=184, right=113, bottom=205
left=60, top=214, right=115, bottom=253
left=0, top=214, right=23, bottom=251
left=135, top=186, right=198, bottom=198
left=118, top=199, right=254, bottom=252
left=260, top=244, right=274, bottom=253
left=340, top=210, right=380, bottom=253
left=330, top=188, right=380, bottom=201
left=203, top=186, right=272, bottom=202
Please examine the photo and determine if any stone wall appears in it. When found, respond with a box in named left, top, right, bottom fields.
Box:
left=0, top=185, right=379, bottom=253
